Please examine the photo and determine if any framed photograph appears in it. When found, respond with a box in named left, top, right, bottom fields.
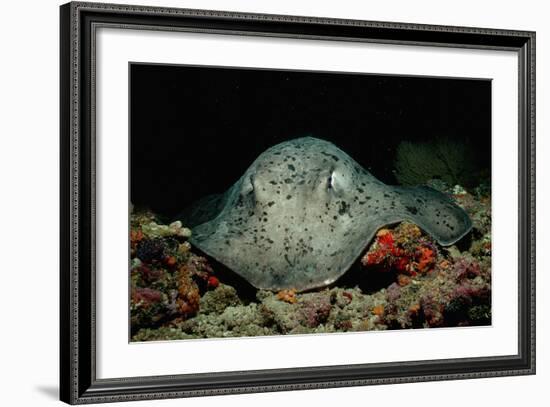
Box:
left=60, top=1, right=535, bottom=404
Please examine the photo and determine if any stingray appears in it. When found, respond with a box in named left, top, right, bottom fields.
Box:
left=180, top=137, right=472, bottom=292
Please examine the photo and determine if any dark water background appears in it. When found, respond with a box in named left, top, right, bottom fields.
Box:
left=130, top=63, right=491, bottom=217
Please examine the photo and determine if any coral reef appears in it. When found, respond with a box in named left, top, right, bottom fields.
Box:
left=361, top=222, right=436, bottom=277
left=130, top=209, right=219, bottom=335
left=380, top=252, right=491, bottom=329
left=358, top=186, right=491, bottom=329
left=130, top=181, right=491, bottom=341
left=394, top=139, right=485, bottom=187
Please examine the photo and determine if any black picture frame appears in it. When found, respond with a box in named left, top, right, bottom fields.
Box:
left=60, top=2, right=536, bottom=404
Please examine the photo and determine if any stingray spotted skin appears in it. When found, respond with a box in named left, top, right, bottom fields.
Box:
left=186, top=137, right=472, bottom=291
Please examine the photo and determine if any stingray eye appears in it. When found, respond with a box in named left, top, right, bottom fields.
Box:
left=241, top=174, right=255, bottom=196
left=248, top=175, right=255, bottom=193
left=327, top=172, right=335, bottom=190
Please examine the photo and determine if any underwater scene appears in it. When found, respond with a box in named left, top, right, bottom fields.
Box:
left=129, top=64, right=491, bottom=341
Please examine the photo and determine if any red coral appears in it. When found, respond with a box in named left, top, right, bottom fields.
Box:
left=364, top=249, right=386, bottom=266
left=394, top=256, right=410, bottom=273
left=362, top=229, right=423, bottom=275
left=416, top=247, right=435, bottom=273
left=378, top=231, right=394, bottom=248
left=363, top=230, right=399, bottom=268
left=207, top=276, right=220, bottom=289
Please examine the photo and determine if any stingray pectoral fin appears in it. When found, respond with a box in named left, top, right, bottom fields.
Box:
left=174, top=192, right=229, bottom=228
left=393, top=186, right=473, bottom=246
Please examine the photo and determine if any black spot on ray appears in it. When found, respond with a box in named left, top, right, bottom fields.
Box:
left=321, top=151, right=340, bottom=161
left=338, top=201, right=349, bottom=215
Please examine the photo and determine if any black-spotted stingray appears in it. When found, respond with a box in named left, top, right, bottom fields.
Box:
left=182, top=137, right=472, bottom=291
